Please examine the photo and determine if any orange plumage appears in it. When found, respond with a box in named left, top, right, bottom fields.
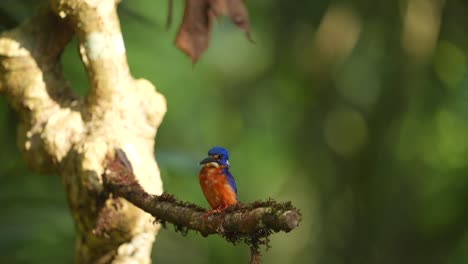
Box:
left=199, top=165, right=237, bottom=209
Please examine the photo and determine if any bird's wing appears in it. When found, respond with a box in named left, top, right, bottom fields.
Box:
left=223, top=169, right=237, bottom=196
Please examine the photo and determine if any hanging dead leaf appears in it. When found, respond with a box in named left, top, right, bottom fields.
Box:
left=175, top=0, right=214, bottom=63
left=224, top=0, right=253, bottom=42
left=175, top=0, right=253, bottom=63
left=208, top=0, right=226, bottom=18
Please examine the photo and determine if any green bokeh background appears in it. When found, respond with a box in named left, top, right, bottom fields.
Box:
left=2, top=0, right=468, bottom=263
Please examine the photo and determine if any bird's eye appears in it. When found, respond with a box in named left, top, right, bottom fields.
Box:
left=213, top=155, right=220, bottom=159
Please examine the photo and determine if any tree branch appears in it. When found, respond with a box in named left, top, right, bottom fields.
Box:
left=104, top=149, right=302, bottom=261
left=0, top=5, right=82, bottom=172
left=50, top=0, right=132, bottom=112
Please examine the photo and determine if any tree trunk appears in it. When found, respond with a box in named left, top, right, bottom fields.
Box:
left=0, top=1, right=166, bottom=263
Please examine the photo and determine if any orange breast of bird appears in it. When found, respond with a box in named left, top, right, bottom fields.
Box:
left=198, top=166, right=237, bottom=209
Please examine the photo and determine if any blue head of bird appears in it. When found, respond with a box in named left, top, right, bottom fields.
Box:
left=199, top=146, right=230, bottom=167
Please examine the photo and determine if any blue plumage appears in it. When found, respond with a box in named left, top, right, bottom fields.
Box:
left=208, top=147, right=236, bottom=194
left=199, top=146, right=238, bottom=211
left=208, top=146, right=229, bottom=164
left=222, top=167, right=238, bottom=196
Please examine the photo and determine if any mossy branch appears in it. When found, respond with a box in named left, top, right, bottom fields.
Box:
left=103, top=149, right=302, bottom=263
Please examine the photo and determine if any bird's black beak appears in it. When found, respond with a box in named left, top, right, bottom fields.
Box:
left=199, top=156, right=217, bottom=165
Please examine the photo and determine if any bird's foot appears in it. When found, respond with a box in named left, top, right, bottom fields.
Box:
left=203, top=205, right=228, bottom=218
left=202, top=210, right=218, bottom=218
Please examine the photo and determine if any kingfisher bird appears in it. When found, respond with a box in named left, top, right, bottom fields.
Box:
left=198, top=146, right=238, bottom=214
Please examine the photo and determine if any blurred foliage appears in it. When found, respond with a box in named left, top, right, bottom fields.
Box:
left=2, top=0, right=468, bottom=263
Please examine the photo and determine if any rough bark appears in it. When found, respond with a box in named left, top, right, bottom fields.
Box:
left=0, top=1, right=166, bottom=263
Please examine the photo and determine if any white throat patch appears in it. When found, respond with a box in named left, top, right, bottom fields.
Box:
left=205, top=162, right=219, bottom=168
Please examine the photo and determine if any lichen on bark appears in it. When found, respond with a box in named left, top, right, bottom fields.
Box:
left=0, top=1, right=166, bottom=263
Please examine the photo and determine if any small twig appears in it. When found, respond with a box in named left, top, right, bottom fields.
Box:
left=249, top=245, right=261, bottom=264
left=166, top=0, right=174, bottom=30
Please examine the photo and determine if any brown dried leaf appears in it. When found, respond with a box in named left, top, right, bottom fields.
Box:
left=175, top=0, right=214, bottom=63
left=224, top=0, right=253, bottom=42
left=208, top=0, right=226, bottom=18
left=175, top=0, right=253, bottom=63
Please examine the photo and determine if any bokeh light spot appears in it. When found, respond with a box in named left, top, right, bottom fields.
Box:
left=421, top=109, right=468, bottom=169
left=336, top=58, right=381, bottom=109
left=433, top=41, right=466, bottom=87
left=401, top=0, right=442, bottom=62
left=395, top=113, right=423, bottom=161
left=309, top=4, right=361, bottom=72
left=324, top=107, right=368, bottom=157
